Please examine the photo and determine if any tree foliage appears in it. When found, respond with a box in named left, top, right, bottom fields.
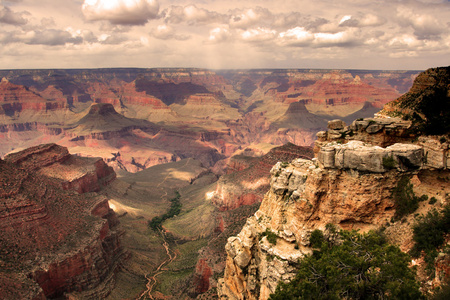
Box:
left=148, top=191, right=182, bottom=230
left=410, top=206, right=450, bottom=276
left=392, top=176, right=424, bottom=220
left=270, top=229, right=423, bottom=300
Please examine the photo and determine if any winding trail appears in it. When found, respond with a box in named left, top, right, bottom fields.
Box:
left=138, top=229, right=177, bottom=300
left=137, top=158, right=195, bottom=299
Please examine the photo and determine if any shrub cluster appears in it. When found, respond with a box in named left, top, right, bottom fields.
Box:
left=270, top=228, right=422, bottom=299
left=260, top=228, right=278, bottom=245
left=410, top=206, right=450, bottom=277
left=148, top=191, right=182, bottom=230
left=393, top=177, right=427, bottom=220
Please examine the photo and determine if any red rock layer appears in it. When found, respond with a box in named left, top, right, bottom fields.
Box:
left=192, top=259, right=213, bottom=294
left=0, top=79, right=66, bottom=114
left=212, top=143, right=314, bottom=211
left=0, top=144, right=124, bottom=299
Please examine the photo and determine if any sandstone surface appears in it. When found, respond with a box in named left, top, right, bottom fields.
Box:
left=0, top=144, right=124, bottom=299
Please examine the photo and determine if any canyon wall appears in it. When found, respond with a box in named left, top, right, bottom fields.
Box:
left=0, top=144, right=124, bottom=299
left=218, top=66, right=450, bottom=299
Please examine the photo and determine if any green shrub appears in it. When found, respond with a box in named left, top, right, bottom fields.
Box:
left=148, top=191, right=182, bottom=231
left=280, top=161, right=289, bottom=168
left=433, top=278, right=450, bottom=300
left=309, top=229, right=324, bottom=248
left=382, top=155, right=397, bottom=169
left=270, top=229, right=422, bottom=300
left=392, top=177, right=421, bottom=220
left=419, top=194, right=429, bottom=202
left=260, top=228, right=278, bottom=245
left=410, top=206, right=450, bottom=276
left=429, top=197, right=438, bottom=204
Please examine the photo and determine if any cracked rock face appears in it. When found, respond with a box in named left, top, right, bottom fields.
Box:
left=317, top=141, right=424, bottom=172
left=218, top=156, right=405, bottom=299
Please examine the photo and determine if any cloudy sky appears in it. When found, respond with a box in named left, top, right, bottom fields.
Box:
left=0, top=0, right=449, bottom=70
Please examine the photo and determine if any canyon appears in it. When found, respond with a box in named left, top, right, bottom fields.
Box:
left=4, top=67, right=448, bottom=299
left=0, top=68, right=418, bottom=174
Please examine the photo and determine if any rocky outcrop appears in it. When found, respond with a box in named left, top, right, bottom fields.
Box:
left=317, top=140, right=423, bottom=172
left=4, top=143, right=116, bottom=194
left=212, top=143, right=314, bottom=211
left=0, top=144, right=124, bottom=299
left=379, top=66, right=450, bottom=135
left=314, top=117, right=415, bottom=151
left=192, top=259, right=213, bottom=295
left=218, top=68, right=450, bottom=300
left=218, top=151, right=421, bottom=299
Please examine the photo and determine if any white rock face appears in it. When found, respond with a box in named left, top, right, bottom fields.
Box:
left=317, top=141, right=424, bottom=172
left=419, top=137, right=449, bottom=169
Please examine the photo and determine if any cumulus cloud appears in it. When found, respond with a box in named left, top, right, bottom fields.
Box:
left=313, top=29, right=360, bottom=47
left=278, top=26, right=361, bottom=48
left=396, top=6, right=444, bottom=40
left=229, top=7, right=272, bottom=29
left=82, top=0, right=159, bottom=26
left=0, top=5, right=28, bottom=25
left=25, top=29, right=83, bottom=46
left=208, top=26, right=231, bottom=43
left=239, top=27, right=277, bottom=42
left=150, top=24, right=190, bottom=40
left=162, top=5, right=224, bottom=25
left=278, top=27, right=314, bottom=46
left=99, top=34, right=127, bottom=44
left=339, top=13, right=386, bottom=27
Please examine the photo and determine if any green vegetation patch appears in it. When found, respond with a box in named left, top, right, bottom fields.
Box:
left=392, top=176, right=424, bottom=220
left=382, top=155, right=397, bottom=170
left=260, top=228, right=278, bottom=245
left=148, top=191, right=182, bottom=230
left=270, top=229, right=422, bottom=300
left=410, top=206, right=450, bottom=277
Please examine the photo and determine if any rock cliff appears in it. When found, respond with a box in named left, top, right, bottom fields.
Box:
left=212, top=143, right=314, bottom=211
left=0, top=144, right=124, bottom=299
left=218, top=67, right=450, bottom=299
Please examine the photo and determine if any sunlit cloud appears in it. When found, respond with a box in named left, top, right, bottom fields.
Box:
left=162, top=4, right=224, bottom=25
left=239, top=27, right=277, bottom=42
left=339, top=14, right=386, bottom=27
left=229, top=7, right=272, bottom=29
left=278, top=27, right=314, bottom=46
left=150, top=24, right=190, bottom=40
left=207, top=26, right=231, bottom=43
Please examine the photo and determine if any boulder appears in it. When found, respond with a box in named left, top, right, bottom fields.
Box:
left=328, top=119, right=346, bottom=130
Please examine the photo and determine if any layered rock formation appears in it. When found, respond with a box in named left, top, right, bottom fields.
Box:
left=0, top=68, right=418, bottom=174
left=0, top=144, right=124, bottom=299
left=218, top=66, right=450, bottom=299
left=212, top=143, right=314, bottom=211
